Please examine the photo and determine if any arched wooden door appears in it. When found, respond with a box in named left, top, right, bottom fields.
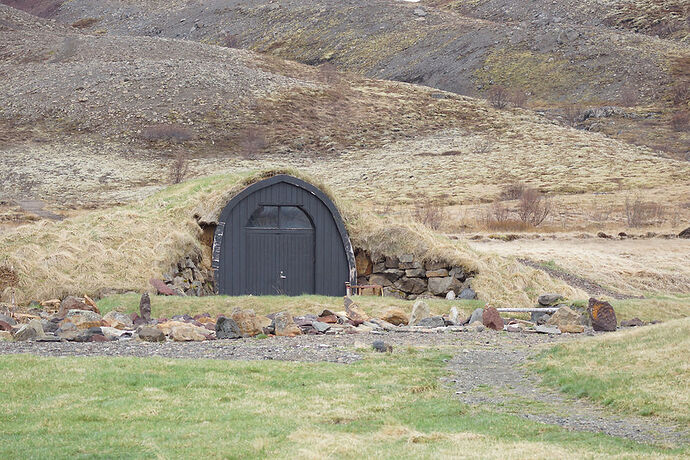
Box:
left=212, top=175, right=357, bottom=296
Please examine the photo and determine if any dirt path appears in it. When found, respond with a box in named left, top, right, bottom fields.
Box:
left=14, top=199, right=63, bottom=220
left=446, top=345, right=688, bottom=447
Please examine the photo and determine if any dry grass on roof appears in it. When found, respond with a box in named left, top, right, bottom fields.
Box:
left=0, top=169, right=583, bottom=307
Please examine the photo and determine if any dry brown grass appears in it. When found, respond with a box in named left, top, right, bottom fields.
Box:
left=0, top=169, right=582, bottom=307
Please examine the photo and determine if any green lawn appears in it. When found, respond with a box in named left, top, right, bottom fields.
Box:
left=96, top=293, right=485, bottom=321
left=534, top=317, right=690, bottom=424
left=0, top=349, right=686, bottom=459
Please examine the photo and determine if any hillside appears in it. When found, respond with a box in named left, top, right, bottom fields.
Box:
left=13, top=0, right=690, bottom=160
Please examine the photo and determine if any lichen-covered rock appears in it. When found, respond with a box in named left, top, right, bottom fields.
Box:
left=216, top=316, right=242, bottom=339
left=171, top=323, right=207, bottom=341
left=588, top=298, right=617, bottom=331
left=102, top=311, right=133, bottom=330
left=355, top=251, right=373, bottom=276
left=394, top=277, right=427, bottom=295
left=409, top=300, right=430, bottom=326
left=538, top=294, right=564, bottom=306
left=547, top=306, right=583, bottom=333
left=274, top=311, right=302, bottom=337
left=381, top=307, right=409, bottom=326
left=58, top=296, right=98, bottom=317
left=66, top=310, right=103, bottom=329
left=428, top=276, right=453, bottom=295
left=425, top=269, right=449, bottom=278
left=13, top=319, right=45, bottom=341
left=230, top=308, right=264, bottom=337
left=138, top=327, right=165, bottom=342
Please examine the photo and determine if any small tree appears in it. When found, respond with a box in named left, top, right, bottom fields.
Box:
left=488, top=85, right=509, bottom=109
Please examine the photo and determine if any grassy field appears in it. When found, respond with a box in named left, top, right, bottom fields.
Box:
left=1, top=349, right=686, bottom=459
left=534, top=317, right=690, bottom=424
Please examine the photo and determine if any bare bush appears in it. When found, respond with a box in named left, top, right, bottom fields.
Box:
left=672, top=82, right=689, bottom=106
left=488, top=85, right=509, bottom=109
left=510, top=89, right=528, bottom=108
left=499, top=182, right=526, bottom=201
left=413, top=201, right=446, bottom=230
left=238, top=127, right=267, bottom=159
left=484, top=201, right=509, bottom=225
left=563, top=104, right=584, bottom=127
left=517, top=188, right=551, bottom=226
left=625, top=195, right=664, bottom=227
left=671, top=110, right=689, bottom=132
left=141, top=123, right=194, bottom=143
left=169, top=151, right=189, bottom=184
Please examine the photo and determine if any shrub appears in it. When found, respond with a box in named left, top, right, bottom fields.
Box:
left=169, top=151, right=189, bottom=185
left=510, top=89, right=528, bottom=108
left=517, top=188, right=551, bottom=226
left=469, top=137, right=493, bottom=155
left=413, top=202, right=446, bottom=230
left=499, top=182, right=526, bottom=201
left=488, top=85, right=509, bottom=109
left=141, top=124, right=194, bottom=143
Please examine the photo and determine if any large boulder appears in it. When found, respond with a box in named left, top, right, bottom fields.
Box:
left=66, top=310, right=103, bottom=329
left=538, top=294, right=564, bottom=306
left=170, top=323, right=207, bottom=342
left=482, top=307, right=504, bottom=331
left=467, top=307, right=484, bottom=325
left=13, top=319, right=45, bottom=341
left=380, top=307, right=409, bottom=326
left=678, top=226, right=690, bottom=239
left=230, top=308, right=264, bottom=337
left=547, top=306, right=584, bottom=333
left=458, top=287, right=477, bottom=300
left=102, top=311, right=134, bottom=330
left=428, top=277, right=453, bottom=296
left=138, top=327, right=165, bottom=342
left=588, top=298, right=617, bottom=332
left=409, top=300, right=430, bottom=326
left=273, top=311, right=302, bottom=337
left=139, top=293, right=151, bottom=322
left=416, top=316, right=445, bottom=328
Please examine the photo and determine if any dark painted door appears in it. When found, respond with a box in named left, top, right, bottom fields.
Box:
left=245, top=206, right=315, bottom=295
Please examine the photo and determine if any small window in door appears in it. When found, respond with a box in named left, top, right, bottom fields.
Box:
left=246, top=206, right=312, bottom=229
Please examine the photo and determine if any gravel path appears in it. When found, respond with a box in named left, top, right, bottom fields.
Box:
left=446, top=344, right=689, bottom=447
left=2, top=329, right=686, bottom=446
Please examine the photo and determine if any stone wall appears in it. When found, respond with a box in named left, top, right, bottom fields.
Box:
left=162, top=252, right=215, bottom=296
left=354, top=250, right=476, bottom=300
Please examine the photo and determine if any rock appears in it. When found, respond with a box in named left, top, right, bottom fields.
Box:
left=102, top=311, right=134, bottom=329
left=215, top=316, right=242, bottom=339
left=170, top=323, right=207, bottom=341
left=155, top=320, right=188, bottom=336
left=230, top=308, right=264, bottom=337
left=372, top=340, right=393, bottom=352
left=505, top=324, right=522, bottom=333
left=588, top=298, right=617, bottom=332
left=138, top=327, right=165, bottom=342
left=355, top=251, right=373, bottom=276
left=404, top=268, right=425, bottom=278
left=470, top=321, right=484, bottom=332
left=139, top=293, right=151, bottom=322
left=535, top=325, right=561, bottom=335
left=547, top=306, right=583, bottom=331
left=458, top=287, right=477, bottom=300
left=449, top=306, right=460, bottom=324
left=425, top=269, right=449, bottom=278
left=40, top=318, right=60, bottom=333
left=559, top=323, right=585, bottom=333
left=274, top=311, right=302, bottom=337
left=59, top=296, right=97, bottom=317
left=344, top=297, right=369, bottom=324
left=150, top=278, right=177, bottom=296
left=467, top=308, right=484, bottom=325
left=382, top=286, right=406, bottom=299
left=679, top=227, right=690, bottom=239
left=89, top=334, right=110, bottom=342
left=413, top=7, right=427, bottom=17
left=100, top=326, right=131, bottom=340
left=380, top=307, right=409, bottom=326
left=409, top=300, right=430, bottom=325
left=482, top=307, right=504, bottom=331
left=0, top=320, right=12, bottom=332
left=312, top=321, right=331, bottom=333
left=620, top=317, right=645, bottom=327
left=531, top=310, right=551, bottom=324
left=384, top=256, right=399, bottom=268
left=369, top=273, right=396, bottom=287
left=428, top=276, right=453, bottom=295
left=0, top=313, right=16, bottom=326
left=416, top=316, right=445, bottom=328
left=538, top=294, right=564, bottom=306
left=394, top=277, right=427, bottom=295
left=0, top=330, right=13, bottom=341
left=13, top=319, right=45, bottom=341
left=66, top=310, right=103, bottom=329
left=445, top=291, right=456, bottom=300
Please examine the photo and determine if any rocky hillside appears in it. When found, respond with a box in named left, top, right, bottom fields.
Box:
left=11, top=0, right=688, bottom=159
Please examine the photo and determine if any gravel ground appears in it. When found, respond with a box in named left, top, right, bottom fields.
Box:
left=1, top=329, right=686, bottom=447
